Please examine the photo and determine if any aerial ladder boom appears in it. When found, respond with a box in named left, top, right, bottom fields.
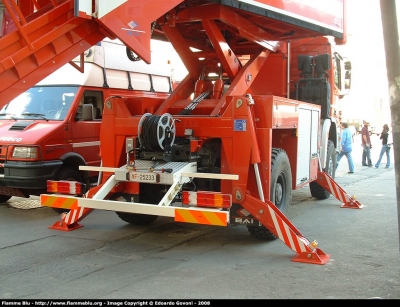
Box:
left=0, top=0, right=181, bottom=104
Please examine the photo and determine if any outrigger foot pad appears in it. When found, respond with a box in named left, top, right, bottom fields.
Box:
left=49, top=220, right=83, bottom=231
left=291, top=248, right=330, bottom=265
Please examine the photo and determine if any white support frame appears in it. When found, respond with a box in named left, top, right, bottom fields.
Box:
left=76, top=162, right=239, bottom=221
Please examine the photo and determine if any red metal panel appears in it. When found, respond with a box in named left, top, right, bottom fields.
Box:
left=252, top=127, right=272, bottom=201
left=18, top=0, right=34, bottom=17
left=251, top=52, right=287, bottom=97
left=96, top=0, right=183, bottom=64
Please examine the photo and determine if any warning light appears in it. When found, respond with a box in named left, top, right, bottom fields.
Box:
left=310, top=240, right=318, bottom=248
left=182, top=191, right=231, bottom=208
left=47, top=180, right=83, bottom=195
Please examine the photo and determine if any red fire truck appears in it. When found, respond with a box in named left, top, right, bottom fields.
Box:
left=0, top=0, right=362, bottom=265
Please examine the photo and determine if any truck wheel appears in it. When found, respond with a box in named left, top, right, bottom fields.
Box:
left=309, top=140, right=336, bottom=199
left=116, top=212, right=158, bottom=226
left=115, top=184, right=159, bottom=226
left=52, top=167, right=82, bottom=214
left=247, top=148, right=292, bottom=240
left=0, top=195, right=12, bottom=203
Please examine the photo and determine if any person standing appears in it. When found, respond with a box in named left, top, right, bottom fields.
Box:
left=349, top=123, right=356, bottom=143
left=336, top=122, right=355, bottom=173
left=361, top=120, right=372, bottom=167
left=375, top=124, right=392, bottom=168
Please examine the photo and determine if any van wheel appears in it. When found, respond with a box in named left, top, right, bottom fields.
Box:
left=52, top=167, right=82, bottom=214
left=310, top=140, right=336, bottom=199
left=247, top=148, right=292, bottom=240
left=0, top=195, right=12, bottom=203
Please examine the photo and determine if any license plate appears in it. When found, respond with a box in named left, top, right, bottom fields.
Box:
left=129, top=172, right=159, bottom=183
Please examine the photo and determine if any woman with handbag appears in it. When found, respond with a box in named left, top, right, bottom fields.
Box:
left=375, top=124, right=392, bottom=168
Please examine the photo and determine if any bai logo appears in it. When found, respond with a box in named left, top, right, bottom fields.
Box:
left=234, top=218, right=262, bottom=226
left=0, top=137, right=22, bottom=142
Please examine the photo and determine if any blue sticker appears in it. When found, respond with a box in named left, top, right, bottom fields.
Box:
left=234, top=119, right=247, bottom=131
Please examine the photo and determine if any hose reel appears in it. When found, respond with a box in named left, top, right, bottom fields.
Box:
left=138, top=113, right=176, bottom=152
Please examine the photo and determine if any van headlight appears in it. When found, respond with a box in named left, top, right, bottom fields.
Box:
left=12, top=147, right=38, bottom=159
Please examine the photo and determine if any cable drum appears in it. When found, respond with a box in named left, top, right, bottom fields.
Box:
left=138, top=113, right=152, bottom=148
left=138, top=113, right=176, bottom=151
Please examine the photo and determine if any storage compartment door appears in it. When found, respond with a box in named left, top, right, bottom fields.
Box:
left=296, top=107, right=320, bottom=186
left=296, top=108, right=310, bottom=185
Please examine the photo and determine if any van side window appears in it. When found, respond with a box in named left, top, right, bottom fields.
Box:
left=76, top=91, right=104, bottom=121
left=83, top=91, right=103, bottom=120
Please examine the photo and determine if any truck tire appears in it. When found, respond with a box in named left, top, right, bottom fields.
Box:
left=52, top=167, right=82, bottom=214
left=309, top=140, right=336, bottom=199
left=116, top=212, right=158, bottom=226
left=115, top=184, right=159, bottom=226
left=247, top=148, right=292, bottom=240
left=0, top=195, right=12, bottom=203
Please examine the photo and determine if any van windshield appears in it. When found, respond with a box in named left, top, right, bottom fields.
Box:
left=0, top=86, right=78, bottom=121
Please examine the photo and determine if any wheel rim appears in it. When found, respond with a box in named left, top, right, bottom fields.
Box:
left=157, top=113, right=176, bottom=149
left=327, top=155, right=333, bottom=175
left=275, top=173, right=284, bottom=207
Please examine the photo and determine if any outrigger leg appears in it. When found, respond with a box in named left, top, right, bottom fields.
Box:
left=40, top=175, right=118, bottom=231
left=314, top=171, right=364, bottom=209
left=244, top=194, right=331, bottom=265
left=41, top=194, right=93, bottom=231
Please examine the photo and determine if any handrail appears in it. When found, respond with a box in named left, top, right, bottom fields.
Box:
left=1, top=0, right=63, bottom=49
left=2, top=0, right=32, bottom=49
